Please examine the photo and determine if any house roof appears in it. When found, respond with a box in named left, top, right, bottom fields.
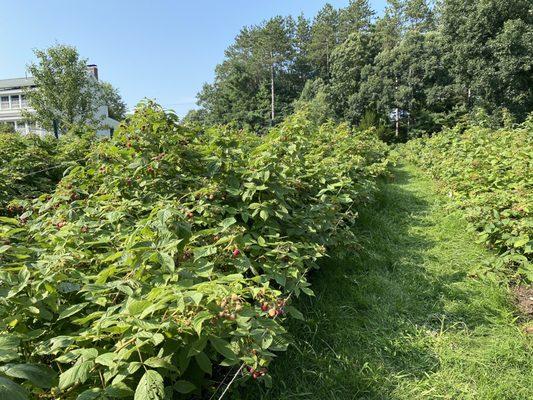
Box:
left=0, top=77, right=35, bottom=90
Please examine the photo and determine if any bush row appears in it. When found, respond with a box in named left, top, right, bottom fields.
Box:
left=0, top=132, right=93, bottom=213
left=402, top=119, right=532, bottom=281
left=0, top=103, right=389, bottom=399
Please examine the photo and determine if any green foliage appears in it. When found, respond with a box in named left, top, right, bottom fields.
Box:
left=0, top=102, right=389, bottom=398
left=356, top=110, right=392, bottom=142
left=0, top=132, right=94, bottom=212
left=440, top=0, right=532, bottom=119
left=196, top=16, right=304, bottom=129
left=329, top=30, right=379, bottom=123
left=242, top=164, right=533, bottom=399
left=402, top=119, right=533, bottom=280
left=293, top=78, right=333, bottom=126
left=194, top=0, right=532, bottom=135
left=0, top=123, right=16, bottom=134
left=25, top=44, right=103, bottom=134
left=99, top=82, right=127, bottom=121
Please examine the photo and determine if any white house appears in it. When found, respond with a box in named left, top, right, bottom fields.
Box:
left=0, top=65, right=119, bottom=137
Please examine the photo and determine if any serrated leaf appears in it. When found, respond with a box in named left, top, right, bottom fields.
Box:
left=0, top=335, right=20, bottom=362
left=0, top=217, right=20, bottom=225
left=193, top=245, right=217, bottom=260
left=514, top=236, right=529, bottom=248
left=143, top=357, right=177, bottom=371
left=0, top=377, right=28, bottom=400
left=220, top=217, right=236, bottom=231
left=0, top=363, right=56, bottom=388
left=76, top=388, right=103, bottom=400
left=105, top=381, right=135, bottom=398
left=192, top=311, right=212, bottom=336
left=58, top=360, right=94, bottom=390
left=95, top=352, right=116, bottom=368
left=128, top=300, right=152, bottom=316
left=158, top=252, right=175, bottom=272
left=210, top=337, right=237, bottom=361
left=58, top=302, right=89, bottom=320
left=134, top=370, right=164, bottom=400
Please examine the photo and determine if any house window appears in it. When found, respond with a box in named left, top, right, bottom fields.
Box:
left=21, top=95, right=28, bottom=107
left=11, top=95, right=20, bottom=109
left=0, top=96, right=8, bottom=109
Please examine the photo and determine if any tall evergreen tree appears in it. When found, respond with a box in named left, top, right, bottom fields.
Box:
left=329, top=31, right=379, bottom=123
left=196, top=17, right=301, bottom=128
left=309, top=4, right=340, bottom=80
left=338, top=0, right=375, bottom=41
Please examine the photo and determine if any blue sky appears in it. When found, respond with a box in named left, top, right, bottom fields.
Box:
left=1, top=0, right=386, bottom=117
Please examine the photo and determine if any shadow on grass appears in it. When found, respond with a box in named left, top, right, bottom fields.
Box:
left=234, top=166, right=490, bottom=399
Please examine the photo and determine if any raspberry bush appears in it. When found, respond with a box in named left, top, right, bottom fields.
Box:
left=0, top=103, right=389, bottom=399
left=403, top=118, right=532, bottom=280
left=0, top=131, right=93, bottom=213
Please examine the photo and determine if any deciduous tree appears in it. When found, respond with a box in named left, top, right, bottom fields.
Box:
left=25, top=44, right=102, bottom=136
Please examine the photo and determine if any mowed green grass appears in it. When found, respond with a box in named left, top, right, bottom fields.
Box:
left=237, top=164, right=533, bottom=399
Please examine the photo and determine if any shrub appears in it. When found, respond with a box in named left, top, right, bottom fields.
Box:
left=0, top=131, right=94, bottom=213
left=403, top=117, right=532, bottom=280
left=0, top=103, right=389, bottom=398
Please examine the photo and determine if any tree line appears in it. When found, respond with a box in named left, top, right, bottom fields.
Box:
left=185, top=0, right=532, bottom=140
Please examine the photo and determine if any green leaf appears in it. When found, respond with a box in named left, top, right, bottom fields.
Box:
left=259, top=209, right=269, bottom=221
left=174, top=380, right=196, bottom=394
left=195, top=352, right=212, bottom=375
left=192, top=311, right=212, bottom=336
left=186, top=291, right=203, bottom=306
left=73, top=348, right=99, bottom=361
left=0, top=335, right=20, bottom=362
left=76, top=388, right=103, bottom=400
left=58, top=302, right=89, bottom=320
left=210, top=337, right=237, bottom=361
left=159, top=252, right=175, bottom=272
left=58, top=360, right=94, bottom=390
left=128, top=300, right=152, bottom=316
left=95, top=352, right=116, bottom=368
left=0, top=363, right=56, bottom=388
left=220, top=217, right=236, bottom=231
left=143, top=357, right=177, bottom=371
left=514, top=236, right=529, bottom=248
left=105, top=382, right=134, bottom=398
left=286, top=305, right=304, bottom=320
left=261, top=334, right=273, bottom=350
left=0, top=377, right=28, bottom=400
left=0, top=217, right=20, bottom=225
left=193, top=245, right=217, bottom=260
left=134, top=370, right=164, bottom=400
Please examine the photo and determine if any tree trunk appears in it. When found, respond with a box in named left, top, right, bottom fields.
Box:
left=53, top=119, right=59, bottom=139
left=270, top=63, right=275, bottom=123
left=395, top=107, right=399, bottom=138
left=394, top=76, right=399, bottom=138
left=326, top=41, right=330, bottom=77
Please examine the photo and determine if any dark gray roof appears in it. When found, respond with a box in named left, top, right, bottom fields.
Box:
left=0, top=77, right=35, bottom=90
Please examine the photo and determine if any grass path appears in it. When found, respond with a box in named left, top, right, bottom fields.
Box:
left=240, top=164, right=532, bottom=399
